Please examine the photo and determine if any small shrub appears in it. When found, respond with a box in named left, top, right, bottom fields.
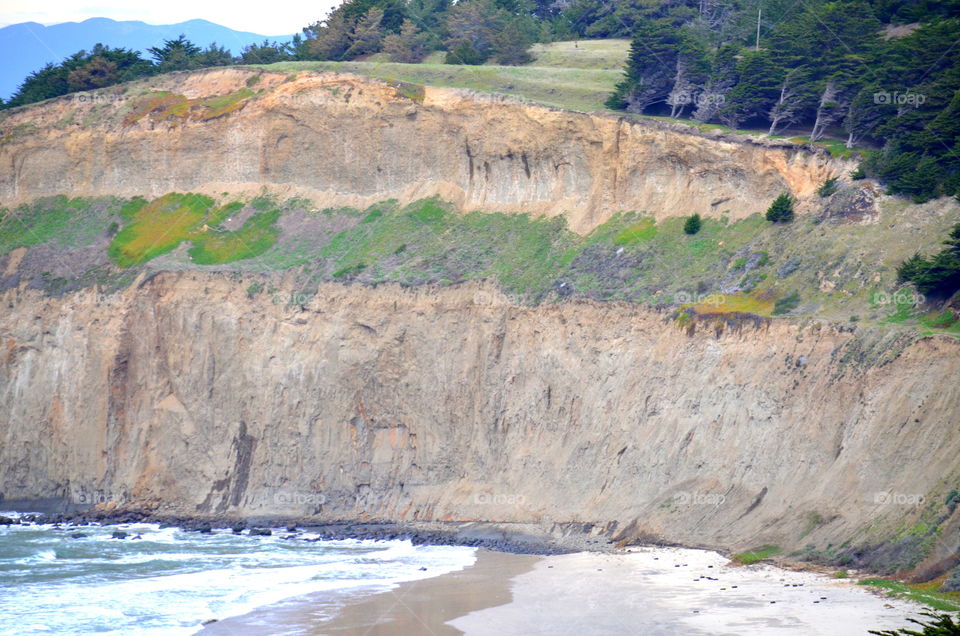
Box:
left=835, top=570, right=849, bottom=579
left=445, top=41, right=488, bottom=65
left=773, top=291, right=801, bottom=315
left=896, top=223, right=960, bottom=296
left=332, top=262, right=367, bottom=278
left=766, top=194, right=795, bottom=223
left=817, top=177, right=840, bottom=197
left=851, top=165, right=866, bottom=180
left=683, top=213, right=702, bottom=235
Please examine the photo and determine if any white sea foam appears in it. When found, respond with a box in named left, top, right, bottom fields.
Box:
left=0, top=525, right=476, bottom=636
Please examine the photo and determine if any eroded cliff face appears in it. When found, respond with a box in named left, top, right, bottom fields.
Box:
left=0, top=68, right=851, bottom=232
left=2, top=274, right=958, bottom=567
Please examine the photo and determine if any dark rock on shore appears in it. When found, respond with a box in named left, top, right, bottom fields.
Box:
left=111, top=531, right=127, bottom=539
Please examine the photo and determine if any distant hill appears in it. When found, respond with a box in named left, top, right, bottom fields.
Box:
left=0, top=17, right=294, bottom=99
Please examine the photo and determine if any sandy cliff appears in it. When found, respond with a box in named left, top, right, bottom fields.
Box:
left=1, top=274, right=958, bottom=571
left=0, top=68, right=851, bottom=232
left=0, top=68, right=956, bottom=578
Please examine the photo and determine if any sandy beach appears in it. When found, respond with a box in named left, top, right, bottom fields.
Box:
left=199, top=545, right=924, bottom=635
left=199, top=549, right=539, bottom=635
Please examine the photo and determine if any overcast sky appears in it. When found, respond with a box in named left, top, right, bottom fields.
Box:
left=0, top=0, right=337, bottom=35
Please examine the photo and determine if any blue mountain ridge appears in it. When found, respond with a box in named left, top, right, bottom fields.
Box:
left=0, top=17, right=295, bottom=99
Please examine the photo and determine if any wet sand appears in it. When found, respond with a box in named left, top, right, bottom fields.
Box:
left=199, top=549, right=539, bottom=635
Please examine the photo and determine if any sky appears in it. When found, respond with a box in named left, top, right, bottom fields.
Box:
left=0, top=0, right=338, bottom=35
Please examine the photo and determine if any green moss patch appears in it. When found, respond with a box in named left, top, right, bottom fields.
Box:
left=122, top=88, right=256, bottom=126
left=0, top=196, right=103, bottom=253
left=107, top=193, right=277, bottom=267
left=731, top=545, right=782, bottom=565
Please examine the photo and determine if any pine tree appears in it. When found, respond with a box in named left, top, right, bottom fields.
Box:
left=606, top=20, right=679, bottom=113
left=765, top=193, right=795, bottom=223
left=683, top=213, right=702, bottom=235
left=719, top=49, right=780, bottom=129
left=148, top=35, right=202, bottom=72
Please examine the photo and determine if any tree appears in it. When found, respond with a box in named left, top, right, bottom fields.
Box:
left=766, top=193, right=795, bottom=223
left=684, top=213, right=702, bottom=235
left=304, top=10, right=354, bottom=60
left=493, top=19, right=535, bottom=65
left=693, top=43, right=738, bottom=123
left=868, top=610, right=960, bottom=635
left=443, top=0, right=504, bottom=64
left=768, top=67, right=815, bottom=135
left=4, top=44, right=152, bottom=109
left=897, top=223, right=960, bottom=297
left=382, top=20, right=431, bottom=63
left=240, top=41, right=291, bottom=65
left=66, top=56, right=118, bottom=92
left=719, top=49, right=779, bottom=129
left=148, top=35, right=202, bottom=72
left=666, top=29, right=709, bottom=118
left=344, top=7, right=387, bottom=57
left=842, top=83, right=887, bottom=147
left=196, top=43, right=235, bottom=67
left=606, top=20, right=679, bottom=112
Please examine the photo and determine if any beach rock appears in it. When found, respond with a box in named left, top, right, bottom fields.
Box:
left=69, top=533, right=88, bottom=539
left=0, top=516, right=15, bottom=525
left=249, top=528, right=272, bottom=536
left=111, top=531, right=127, bottom=539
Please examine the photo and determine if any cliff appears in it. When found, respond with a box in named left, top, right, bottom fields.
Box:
left=0, top=68, right=851, bottom=233
left=1, top=67, right=958, bottom=580
left=1, top=274, right=958, bottom=574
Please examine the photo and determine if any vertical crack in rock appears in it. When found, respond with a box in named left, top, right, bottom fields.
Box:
left=229, top=421, right=257, bottom=508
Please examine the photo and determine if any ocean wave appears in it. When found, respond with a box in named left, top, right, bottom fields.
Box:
left=0, top=535, right=476, bottom=635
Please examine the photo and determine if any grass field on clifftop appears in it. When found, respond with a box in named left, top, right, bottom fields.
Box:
left=256, top=39, right=628, bottom=113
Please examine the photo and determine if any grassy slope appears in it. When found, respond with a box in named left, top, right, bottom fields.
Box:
left=3, top=193, right=958, bottom=338
left=256, top=39, right=628, bottom=113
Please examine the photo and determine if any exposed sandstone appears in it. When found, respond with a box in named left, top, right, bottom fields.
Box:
left=1, top=275, right=957, bottom=573
left=0, top=68, right=852, bottom=232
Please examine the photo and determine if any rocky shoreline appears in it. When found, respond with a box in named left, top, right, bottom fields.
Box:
left=0, top=509, right=612, bottom=555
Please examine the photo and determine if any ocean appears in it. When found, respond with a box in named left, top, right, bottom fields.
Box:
left=0, top=512, right=476, bottom=635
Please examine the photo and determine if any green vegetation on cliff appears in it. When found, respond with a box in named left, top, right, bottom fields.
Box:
left=107, top=193, right=275, bottom=267
left=2, top=190, right=958, bottom=338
